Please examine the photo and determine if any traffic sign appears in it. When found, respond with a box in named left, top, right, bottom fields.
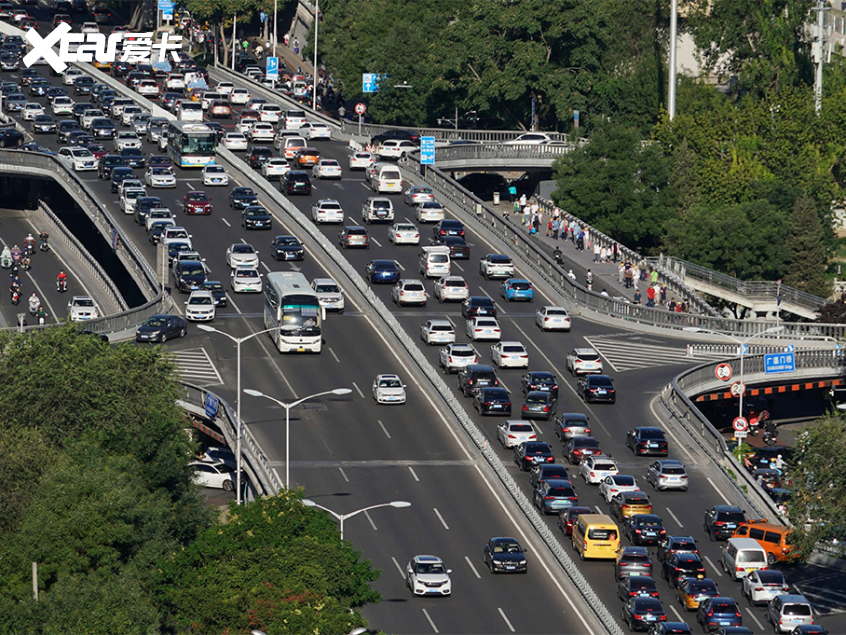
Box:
left=734, top=430, right=748, bottom=439
left=420, top=136, right=435, bottom=165
left=265, top=57, right=279, bottom=81
left=732, top=417, right=748, bottom=432
left=260, top=11, right=266, bottom=21
left=738, top=344, right=748, bottom=355
left=204, top=393, right=219, bottom=421
left=158, top=0, right=174, bottom=18
left=354, top=102, right=366, bottom=115
left=764, top=352, right=795, bottom=374
left=362, top=73, right=380, bottom=93
left=715, top=363, right=733, bottom=381
left=730, top=381, right=746, bottom=397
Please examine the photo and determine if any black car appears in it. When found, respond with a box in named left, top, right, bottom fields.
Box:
left=662, top=552, right=706, bottom=588
left=657, top=536, right=699, bottom=563
left=46, top=86, right=67, bottom=102
left=624, top=514, right=667, bottom=546
left=529, top=463, right=569, bottom=488
left=56, top=120, right=82, bottom=144
left=0, top=53, right=18, bottom=72
left=50, top=0, right=72, bottom=15
left=99, top=155, right=127, bottom=179
left=148, top=155, right=173, bottom=169
left=172, top=260, right=206, bottom=294
left=67, top=132, right=94, bottom=147
left=109, top=167, right=135, bottom=193
left=646, top=623, right=693, bottom=635
left=91, top=117, right=116, bottom=139
left=521, top=390, right=557, bottom=421
left=29, top=81, right=49, bottom=97
left=457, top=172, right=509, bottom=201
left=74, top=76, right=95, bottom=95
left=473, top=387, right=511, bottom=416
left=433, top=218, right=465, bottom=238
left=19, top=142, right=55, bottom=155
left=202, top=280, right=227, bottom=307
left=461, top=296, right=497, bottom=318
left=626, top=426, right=669, bottom=456
left=134, top=196, right=164, bottom=223
left=622, top=597, right=667, bottom=632
left=521, top=371, right=558, bottom=398
left=696, top=597, right=742, bottom=632
left=119, top=147, right=146, bottom=168
left=431, top=235, right=470, bottom=259
left=229, top=186, right=259, bottom=209
left=246, top=146, right=273, bottom=168
left=578, top=374, right=616, bottom=403
left=370, top=128, right=420, bottom=146
left=283, top=170, right=312, bottom=195
left=513, top=441, right=555, bottom=471
left=457, top=364, right=498, bottom=397
left=0, top=128, right=23, bottom=147
left=20, top=69, right=40, bottom=85
left=203, top=120, right=225, bottom=143
left=71, top=102, right=93, bottom=119
left=270, top=235, right=304, bottom=260
left=31, top=115, right=57, bottom=134
left=618, top=575, right=660, bottom=601
left=161, top=91, right=181, bottom=110
left=135, top=314, right=187, bottom=343
left=483, top=537, right=527, bottom=574
left=241, top=206, right=273, bottom=230
left=703, top=506, right=746, bottom=542
left=565, top=436, right=602, bottom=464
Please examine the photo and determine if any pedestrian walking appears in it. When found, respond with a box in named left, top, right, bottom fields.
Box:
left=618, top=263, right=625, bottom=284
left=546, top=219, right=553, bottom=237
left=612, top=243, right=618, bottom=263
left=531, top=214, right=540, bottom=235
left=552, top=218, right=560, bottom=240
left=508, top=184, right=517, bottom=203
left=633, top=289, right=642, bottom=304
left=522, top=205, right=530, bottom=226
left=600, top=246, right=607, bottom=263
left=293, top=37, right=300, bottom=55
left=650, top=269, right=658, bottom=285
left=660, top=283, right=667, bottom=304
left=646, top=285, right=656, bottom=307
left=593, top=243, right=600, bottom=262
left=283, top=32, right=290, bottom=46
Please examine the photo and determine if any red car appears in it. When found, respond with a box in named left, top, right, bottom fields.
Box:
left=557, top=505, right=592, bottom=536
left=565, top=436, right=602, bottom=464
left=183, top=191, right=212, bottom=215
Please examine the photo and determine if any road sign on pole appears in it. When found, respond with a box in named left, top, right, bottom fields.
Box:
left=362, top=73, right=380, bottom=93
left=204, top=393, right=219, bottom=420
left=734, top=430, right=748, bottom=439
left=764, top=352, right=795, bottom=374
left=715, top=363, right=733, bottom=381
left=354, top=102, right=366, bottom=115
left=732, top=417, right=748, bottom=432
left=266, top=57, right=279, bottom=81
left=420, top=136, right=435, bottom=165
left=730, top=381, right=746, bottom=397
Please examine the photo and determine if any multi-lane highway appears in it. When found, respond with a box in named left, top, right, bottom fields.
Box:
left=3, top=9, right=845, bottom=632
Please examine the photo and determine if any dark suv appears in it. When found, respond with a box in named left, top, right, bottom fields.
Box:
left=461, top=296, right=497, bottom=318
left=458, top=364, right=498, bottom=397
left=98, top=154, right=126, bottom=179
left=283, top=170, right=312, bottom=195
left=246, top=146, right=273, bottom=168
left=703, top=505, right=746, bottom=541
left=172, top=260, right=207, bottom=294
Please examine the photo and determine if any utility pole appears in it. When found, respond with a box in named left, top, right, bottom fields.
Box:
left=312, top=0, right=319, bottom=111
left=231, top=13, right=237, bottom=71
left=668, top=0, right=678, bottom=120
left=813, top=0, right=828, bottom=114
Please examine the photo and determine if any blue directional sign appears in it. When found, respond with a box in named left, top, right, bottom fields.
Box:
left=260, top=11, right=266, bottom=21
left=266, top=57, right=279, bottom=81
left=764, top=352, right=795, bottom=374
left=420, top=136, right=435, bottom=165
left=362, top=73, right=380, bottom=93
left=204, top=393, right=219, bottom=420
left=158, top=0, right=174, bottom=18
left=738, top=344, right=748, bottom=355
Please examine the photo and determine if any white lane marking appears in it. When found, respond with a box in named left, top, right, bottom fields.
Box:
left=703, top=555, right=722, bottom=577
left=595, top=505, right=603, bottom=514
left=465, top=556, right=481, bottom=579
left=24, top=219, right=96, bottom=305
left=360, top=182, right=371, bottom=191
left=363, top=509, right=378, bottom=531
left=452, top=261, right=464, bottom=271
left=744, top=608, right=764, bottom=631
left=665, top=507, right=684, bottom=528
left=669, top=604, right=685, bottom=623
left=396, top=260, right=405, bottom=271
left=377, top=419, right=391, bottom=439
left=391, top=556, right=405, bottom=578
left=227, top=294, right=243, bottom=314
left=328, top=347, right=341, bottom=363
left=497, top=377, right=510, bottom=393
left=221, top=217, right=231, bottom=226
left=649, top=395, right=693, bottom=463
left=498, top=608, right=516, bottom=633
left=433, top=507, right=450, bottom=530
left=347, top=216, right=357, bottom=224
left=371, top=237, right=383, bottom=247
left=240, top=237, right=248, bottom=244
left=338, top=467, right=349, bottom=482
left=706, top=477, right=733, bottom=505
left=351, top=381, right=366, bottom=399
left=408, top=466, right=420, bottom=482
left=260, top=261, right=271, bottom=273
left=422, top=608, right=439, bottom=634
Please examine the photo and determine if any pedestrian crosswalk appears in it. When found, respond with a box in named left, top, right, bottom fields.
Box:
left=171, top=348, right=224, bottom=386
left=583, top=334, right=728, bottom=373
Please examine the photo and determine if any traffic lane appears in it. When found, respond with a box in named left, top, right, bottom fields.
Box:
left=304, top=461, right=592, bottom=635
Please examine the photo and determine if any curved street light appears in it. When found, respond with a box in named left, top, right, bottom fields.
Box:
left=302, top=499, right=411, bottom=540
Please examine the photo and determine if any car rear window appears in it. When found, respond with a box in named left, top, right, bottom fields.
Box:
left=503, top=345, right=524, bottom=352
left=623, top=552, right=649, bottom=562
left=783, top=604, right=812, bottom=616
left=712, top=601, right=736, bottom=613
left=574, top=438, right=599, bottom=448
left=614, top=476, right=635, bottom=486
left=588, top=528, right=615, bottom=540
left=404, top=283, right=424, bottom=291
left=547, top=487, right=574, bottom=497
left=430, top=324, right=451, bottom=331
left=662, top=466, right=685, bottom=474
left=736, top=551, right=765, bottom=563
left=452, top=349, right=474, bottom=357
left=640, top=429, right=666, bottom=439
left=512, top=424, right=533, bottom=432
left=589, top=376, right=614, bottom=387
left=625, top=497, right=649, bottom=505
left=594, top=463, right=616, bottom=471
left=510, top=282, right=531, bottom=290
left=717, top=512, right=746, bottom=523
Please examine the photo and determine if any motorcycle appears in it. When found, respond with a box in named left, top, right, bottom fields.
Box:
left=39, top=238, right=49, bottom=252
left=57, top=278, right=68, bottom=293
left=28, top=296, right=40, bottom=316
left=764, top=430, right=779, bottom=445
left=11, top=289, right=20, bottom=305
left=23, top=240, right=34, bottom=256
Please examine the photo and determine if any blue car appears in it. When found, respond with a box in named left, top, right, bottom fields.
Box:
left=500, top=278, right=534, bottom=302
left=365, top=259, right=401, bottom=284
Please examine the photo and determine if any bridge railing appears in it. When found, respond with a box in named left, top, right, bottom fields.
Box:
left=433, top=142, right=580, bottom=163
left=339, top=119, right=574, bottom=143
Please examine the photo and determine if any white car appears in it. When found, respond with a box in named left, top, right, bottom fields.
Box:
left=145, top=166, right=177, bottom=188
left=161, top=226, right=192, bottom=248
left=262, top=157, right=290, bottom=180
left=311, top=277, right=345, bottom=313
left=21, top=102, right=44, bottom=120
left=202, top=164, right=229, bottom=186
left=80, top=109, right=104, bottom=129
left=51, top=96, right=74, bottom=115
left=166, top=73, right=185, bottom=90
left=67, top=295, right=99, bottom=321
left=391, top=279, right=427, bottom=307
left=225, top=243, right=259, bottom=268
left=115, top=131, right=142, bottom=151
left=501, top=132, right=553, bottom=145
left=62, top=68, right=83, bottom=86
left=312, top=158, right=342, bottom=179
left=80, top=22, right=99, bottom=34
left=578, top=455, right=619, bottom=485
left=185, top=290, right=216, bottom=321
left=496, top=420, right=537, bottom=449
left=416, top=201, right=446, bottom=223
left=378, top=139, right=416, bottom=159
left=388, top=222, right=420, bottom=245
left=480, top=254, right=515, bottom=279
left=120, top=106, right=143, bottom=127
left=566, top=347, right=603, bottom=376
left=598, top=474, right=640, bottom=503
left=420, top=319, right=455, bottom=345
left=229, top=88, right=250, bottom=105
left=223, top=133, right=248, bottom=151
left=145, top=209, right=175, bottom=231
left=439, top=343, right=478, bottom=373
left=490, top=341, right=529, bottom=368
left=249, top=122, right=275, bottom=142
left=57, top=146, right=98, bottom=171
left=299, top=121, right=332, bottom=140
left=215, top=81, right=234, bottom=95
left=200, top=92, right=223, bottom=110
left=230, top=266, right=263, bottom=293
left=536, top=306, right=572, bottom=331
left=743, top=570, right=790, bottom=607
left=349, top=151, right=375, bottom=170
left=189, top=461, right=235, bottom=491
left=432, top=275, right=469, bottom=302
left=236, top=118, right=257, bottom=136
left=466, top=317, right=501, bottom=341
left=406, top=555, right=451, bottom=597
left=372, top=374, right=406, bottom=404
left=311, top=199, right=344, bottom=224
left=119, top=179, right=143, bottom=196
left=258, top=104, right=282, bottom=122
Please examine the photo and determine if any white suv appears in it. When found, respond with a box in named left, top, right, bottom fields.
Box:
left=578, top=455, right=619, bottom=485
left=378, top=139, right=416, bottom=159
left=406, top=556, right=451, bottom=597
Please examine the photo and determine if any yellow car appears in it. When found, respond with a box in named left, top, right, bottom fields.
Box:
left=676, top=577, right=719, bottom=611
left=610, top=491, right=652, bottom=521
left=93, top=59, right=112, bottom=72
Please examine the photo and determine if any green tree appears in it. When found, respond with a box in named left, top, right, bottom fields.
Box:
left=181, top=0, right=257, bottom=67
left=0, top=426, right=49, bottom=533
left=784, top=195, right=832, bottom=298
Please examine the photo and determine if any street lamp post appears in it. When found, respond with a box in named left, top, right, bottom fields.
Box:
left=197, top=324, right=281, bottom=505
left=244, top=387, right=352, bottom=489
left=684, top=326, right=785, bottom=428
left=312, top=0, right=319, bottom=111
left=302, top=499, right=411, bottom=540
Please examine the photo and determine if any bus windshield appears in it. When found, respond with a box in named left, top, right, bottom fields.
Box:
left=281, top=296, right=320, bottom=334
left=177, top=133, right=215, bottom=154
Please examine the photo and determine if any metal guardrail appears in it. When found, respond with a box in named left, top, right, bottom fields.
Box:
left=215, top=145, right=622, bottom=635
left=651, top=255, right=829, bottom=312
left=340, top=120, right=574, bottom=144
left=430, top=142, right=579, bottom=167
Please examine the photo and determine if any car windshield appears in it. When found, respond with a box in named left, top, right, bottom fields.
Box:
left=233, top=245, right=254, bottom=253
left=541, top=467, right=569, bottom=479
left=206, top=166, right=224, bottom=173
left=379, top=378, right=402, bottom=388
left=415, top=562, right=444, bottom=574
left=74, top=298, right=94, bottom=307
left=451, top=349, right=474, bottom=357
left=181, top=264, right=203, bottom=276
left=492, top=541, right=521, bottom=553
left=662, top=466, right=685, bottom=475
left=276, top=237, right=299, bottom=246
left=144, top=317, right=167, bottom=327
left=246, top=209, right=268, bottom=217
left=315, top=284, right=339, bottom=293
left=189, top=295, right=212, bottom=305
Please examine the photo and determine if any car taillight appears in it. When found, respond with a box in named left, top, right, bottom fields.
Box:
left=553, top=385, right=558, bottom=389
left=561, top=427, right=570, bottom=433
left=543, top=406, right=549, bottom=411
left=522, top=405, right=528, bottom=410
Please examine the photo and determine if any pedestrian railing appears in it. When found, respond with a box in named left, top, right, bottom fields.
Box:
left=340, top=120, right=574, bottom=144
left=431, top=142, right=580, bottom=166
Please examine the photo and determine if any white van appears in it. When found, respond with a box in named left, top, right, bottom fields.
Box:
left=372, top=164, right=403, bottom=194
left=177, top=100, right=203, bottom=122
left=418, top=246, right=451, bottom=278
left=720, top=537, right=768, bottom=580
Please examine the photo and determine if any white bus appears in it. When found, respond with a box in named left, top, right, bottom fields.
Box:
left=263, top=272, right=324, bottom=353
left=166, top=120, right=215, bottom=166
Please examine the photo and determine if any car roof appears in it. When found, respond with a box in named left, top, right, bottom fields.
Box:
left=621, top=546, right=649, bottom=555
left=544, top=478, right=572, bottom=487
left=414, top=555, right=442, bottom=563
